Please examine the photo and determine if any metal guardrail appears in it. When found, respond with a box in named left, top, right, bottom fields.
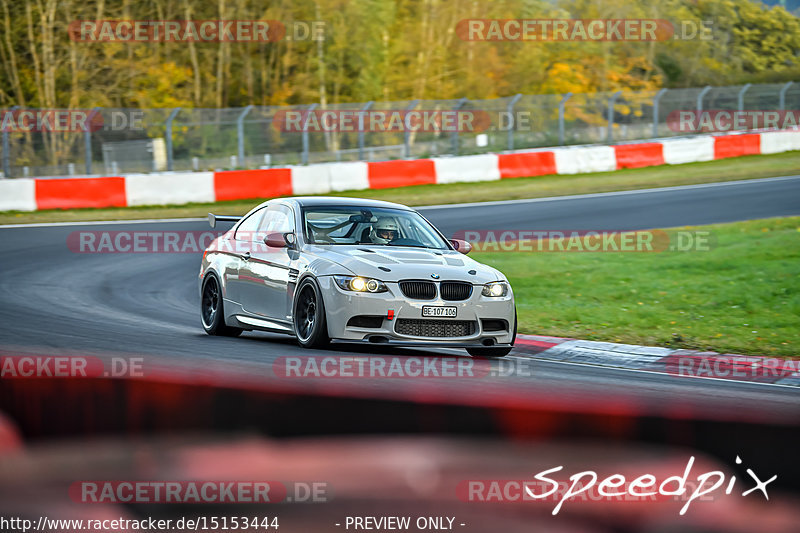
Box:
left=1, top=82, right=798, bottom=178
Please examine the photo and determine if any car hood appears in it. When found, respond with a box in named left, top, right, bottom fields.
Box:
left=304, top=245, right=504, bottom=284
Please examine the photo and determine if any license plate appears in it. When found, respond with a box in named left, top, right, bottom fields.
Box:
left=422, top=306, right=457, bottom=318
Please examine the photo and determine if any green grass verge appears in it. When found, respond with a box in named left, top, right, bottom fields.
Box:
left=1, top=151, right=799, bottom=225
left=472, top=217, right=800, bottom=357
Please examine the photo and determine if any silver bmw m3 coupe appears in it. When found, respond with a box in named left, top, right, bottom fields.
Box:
left=199, top=197, right=516, bottom=357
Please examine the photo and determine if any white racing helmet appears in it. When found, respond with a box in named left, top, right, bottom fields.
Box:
left=369, top=217, right=399, bottom=244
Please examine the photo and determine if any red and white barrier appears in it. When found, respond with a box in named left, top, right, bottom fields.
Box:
left=714, top=133, right=760, bottom=159
left=36, top=176, right=127, bottom=210
left=367, top=159, right=437, bottom=189
left=554, top=145, right=617, bottom=174
left=497, top=151, right=557, bottom=178
left=2, top=129, right=798, bottom=212
left=0, top=178, right=36, bottom=211
left=433, top=154, right=500, bottom=183
left=760, top=129, right=800, bottom=154
left=126, top=171, right=215, bottom=206
left=291, top=161, right=369, bottom=195
left=613, top=142, right=664, bottom=169
left=213, top=168, right=293, bottom=202
left=662, top=135, right=714, bottom=165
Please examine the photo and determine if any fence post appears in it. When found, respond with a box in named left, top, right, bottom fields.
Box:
left=451, top=97, right=468, bottom=155
left=165, top=107, right=181, bottom=171
left=0, top=133, right=7, bottom=179
left=606, top=91, right=622, bottom=143
left=236, top=105, right=253, bottom=167
left=358, top=101, right=373, bottom=160
left=84, top=107, right=101, bottom=175
left=1, top=130, right=8, bottom=178
left=779, top=81, right=794, bottom=111
left=558, top=93, right=572, bottom=145
left=403, top=99, right=419, bottom=158
left=506, top=94, right=522, bottom=151
left=302, top=103, right=318, bottom=165
left=695, top=86, right=712, bottom=134
left=652, top=89, right=667, bottom=137
left=1, top=105, right=18, bottom=178
left=737, top=83, right=751, bottom=113
left=696, top=85, right=712, bottom=115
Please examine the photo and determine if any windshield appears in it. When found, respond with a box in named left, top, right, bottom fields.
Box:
left=302, top=206, right=450, bottom=249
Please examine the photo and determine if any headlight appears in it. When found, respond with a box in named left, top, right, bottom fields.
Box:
left=482, top=281, right=509, bottom=297
left=334, top=275, right=388, bottom=293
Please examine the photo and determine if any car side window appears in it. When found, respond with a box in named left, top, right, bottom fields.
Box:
left=234, top=208, right=266, bottom=241
left=259, top=204, right=295, bottom=235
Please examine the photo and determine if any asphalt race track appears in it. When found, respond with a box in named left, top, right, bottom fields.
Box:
left=2, top=176, right=800, bottom=420
left=419, top=175, right=800, bottom=231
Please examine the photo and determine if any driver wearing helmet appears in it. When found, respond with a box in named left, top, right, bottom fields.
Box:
left=369, top=217, right=400, bottom=244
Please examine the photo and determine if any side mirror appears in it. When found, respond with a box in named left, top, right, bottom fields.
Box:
left=264, top=232, right=296, bottom=249
left=450, top=239, right=472, bottom=255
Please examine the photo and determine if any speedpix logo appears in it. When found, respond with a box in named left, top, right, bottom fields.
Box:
left=460, top=456, right=776, bottom=516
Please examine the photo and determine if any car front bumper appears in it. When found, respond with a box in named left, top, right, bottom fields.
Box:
left=318, top=276, right=515, bottom=347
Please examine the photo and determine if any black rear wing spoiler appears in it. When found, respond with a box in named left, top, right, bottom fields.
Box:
left=208, top=213, right=242, bottom=228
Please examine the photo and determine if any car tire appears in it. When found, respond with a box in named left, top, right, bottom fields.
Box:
left=467, top=309, right=516, bottom=358
left=293, top=277, right=330, bottom=349
left=201, top=273, right=243, bottom=337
